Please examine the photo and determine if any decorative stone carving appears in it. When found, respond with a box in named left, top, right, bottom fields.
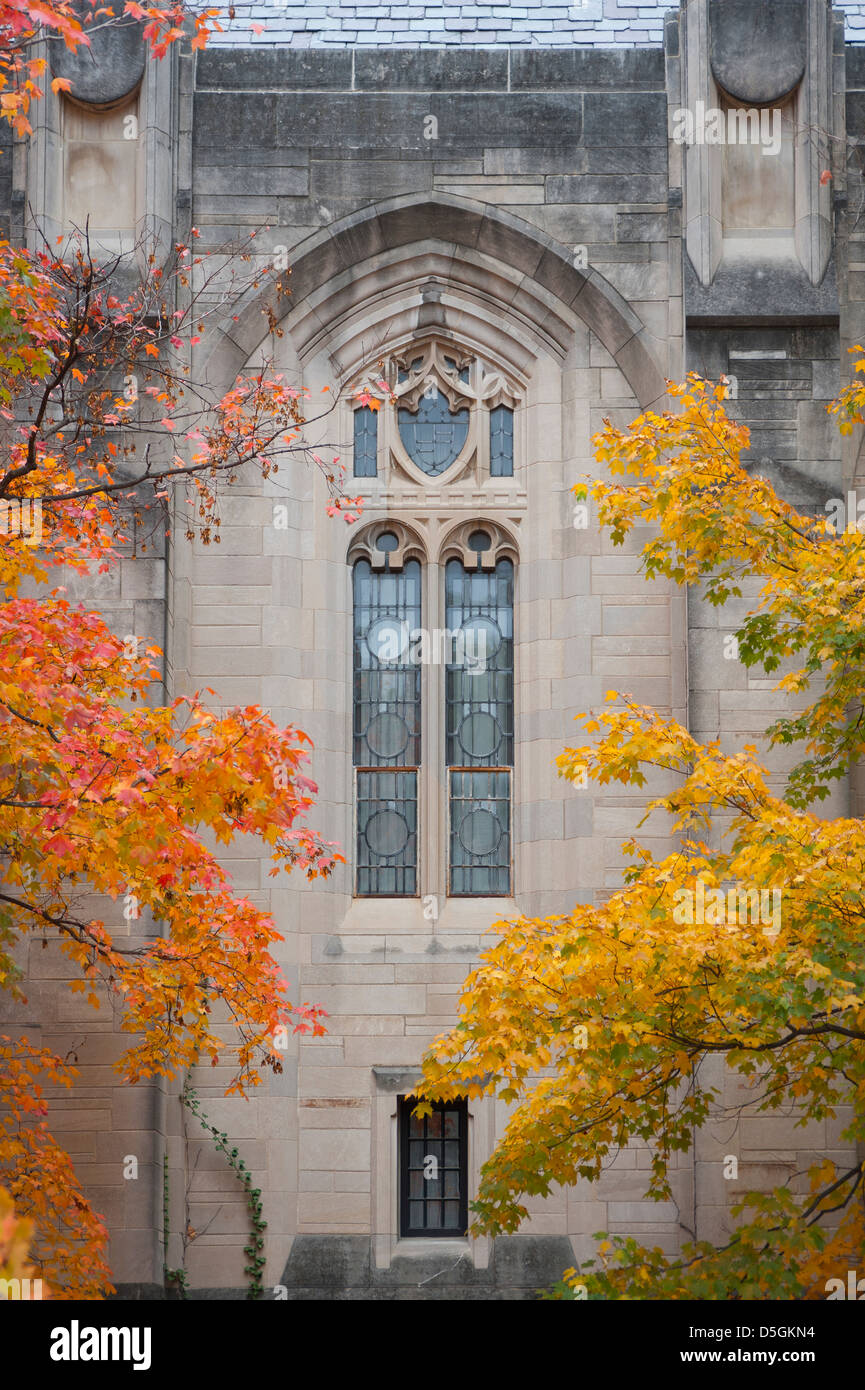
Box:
left=350, top=333, right=522, bottom=491
left=439, top=519, right=518, bottom=572
left=347, top=519, right=427, bottom=572
left=679, top=0, right=834, bottom=289
left=50, top=5, right=146, bottom=108
left=393, top=339, right=476, bottom=415
left=709, top=0, right=807, bottom=105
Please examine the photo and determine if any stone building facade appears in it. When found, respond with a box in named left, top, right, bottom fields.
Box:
left=4, top=0, right=865, bottom=1298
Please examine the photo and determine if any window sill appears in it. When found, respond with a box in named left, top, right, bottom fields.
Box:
left=342, top=896, right=518, bottom=934
left=392, top=1238, right=472, bottom=1262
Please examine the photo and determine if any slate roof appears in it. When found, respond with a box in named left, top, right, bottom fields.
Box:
left=204, top=1, right=865, bottom=48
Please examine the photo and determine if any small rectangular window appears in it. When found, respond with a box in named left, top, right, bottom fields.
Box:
left=489, top=404, right=513, bottom=477
left=353, top=406, right=378, bottom=478
left=399, top=1096, right=468, bottom=1237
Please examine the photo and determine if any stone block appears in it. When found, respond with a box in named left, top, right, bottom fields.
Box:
left=586, top=145, right=666, bottom=175
left=297, top=1193, right=371, bottom=1227
left=484, top=146, right=584, bottom=176
left=311, top=159, right=434, bottom=200
left=197, top=50, right=353, bottom=91
left=299, top=1127, right=370, bottom=1172
left=510, top=49, right=664, bottom=90
left=281, top=1234, right=372, bottom=1289
left=607, top=1201, right=678, bottom=1223
left=582, top=92, right=667, bottom=146
left=355, top=48, right=508, bottom=90
left=547, top=173, right=668, bottom=204
left=194, top=94, right=279, bottom=151
left=299, top=1066, right=373, bottom=1098
left=602, top=602, right=670, bottom=636
left=297, top=1096, right=370, bottom=1126
left=195, top=164, right=309, bottom=198
left=309, top=985, right=427, bottom=1016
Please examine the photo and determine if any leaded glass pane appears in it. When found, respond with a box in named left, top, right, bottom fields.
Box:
left=490, top=404, right=514, bottom=477
left=398, top=388, right=469, bottom=476
left=356, top=769, right=417, bottom=896
left=449, top=769, right=511, bottom=896
left=445, top=558, right=514, bottom=769
left=446, top=554, right=513, bottom=895
left=400, top=1098, right=467, bottom=1237
left=353, top=558, right=421, bottom=767
left=353, top=405, right=378, bottom=478
left=354, top=557, right=420, bottom=897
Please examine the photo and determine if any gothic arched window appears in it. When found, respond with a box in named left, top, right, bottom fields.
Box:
left=489, top=404, right=514, bottom=478
left=352, top=405, right=378, bottom=479
left=445, top=535, right=513, bottom=896
left=350, top=521, right=515, bottom=900
left=352, top=532, right=421, bottom=896
left=350, top=337, right=519, bottom=485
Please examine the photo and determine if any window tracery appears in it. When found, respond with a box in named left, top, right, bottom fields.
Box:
left=351, top=336, right=519, bottom=485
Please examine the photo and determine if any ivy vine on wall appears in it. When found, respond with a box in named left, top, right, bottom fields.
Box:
left=161, top=1080, right=267, bottom=1299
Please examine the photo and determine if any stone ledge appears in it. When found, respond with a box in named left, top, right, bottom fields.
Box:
left=373, top=1065, right=423, bottom=1092
left=278, top=1234, right=575, bottom=1299
left=685, top=255, right=840, bottom=325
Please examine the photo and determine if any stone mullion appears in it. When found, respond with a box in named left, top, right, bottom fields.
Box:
left=421, top=544, right=447, bottom=912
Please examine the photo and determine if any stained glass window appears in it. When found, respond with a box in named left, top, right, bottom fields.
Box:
left=489, top=404, right=514, bottom=477
left=400, top=1096, right=468, bottom=1236
left=449, top=770, right=511, bottom=897
left=353, top=553, right=421, bottom=895
left=356, top=770, right=417, bottom=897
left=353, top=405, right=378, bottom=478
left=445, top=549, right=514, bottom=895
left=398, top=388, right=469, bottom=477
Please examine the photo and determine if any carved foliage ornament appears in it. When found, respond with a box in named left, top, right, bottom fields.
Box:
left=353, top=336, right=521, bottom=486
left=392, top=339, right=517, bottom=414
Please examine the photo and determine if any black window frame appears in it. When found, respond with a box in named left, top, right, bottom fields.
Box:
left=399, top=1096, right=468, bottom=1238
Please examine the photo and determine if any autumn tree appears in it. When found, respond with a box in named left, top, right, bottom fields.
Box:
left=0, top=2, right=368, bottom=1299
left=417, top=374, right=865, bottom=1299
left=0, top=1182, right=46, bottom=1297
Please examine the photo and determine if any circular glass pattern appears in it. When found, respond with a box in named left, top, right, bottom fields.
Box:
left=376, top=531, right=399, bottom=553
left=459, top=615, right=501, bottom=663
left=457, top=711, right=501, bottom=760
left=365, top=711, right=410, bottom=760
left=458, top=807, right=502, bottom=857
left=467, top=529, right=492, bottom=553
left=366, top=617, right=408, bottom=664
left=366, top=809, right=409, bottom=858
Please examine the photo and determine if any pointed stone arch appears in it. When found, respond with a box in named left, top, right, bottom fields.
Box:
left=200, top=194, right=667, bottom=411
